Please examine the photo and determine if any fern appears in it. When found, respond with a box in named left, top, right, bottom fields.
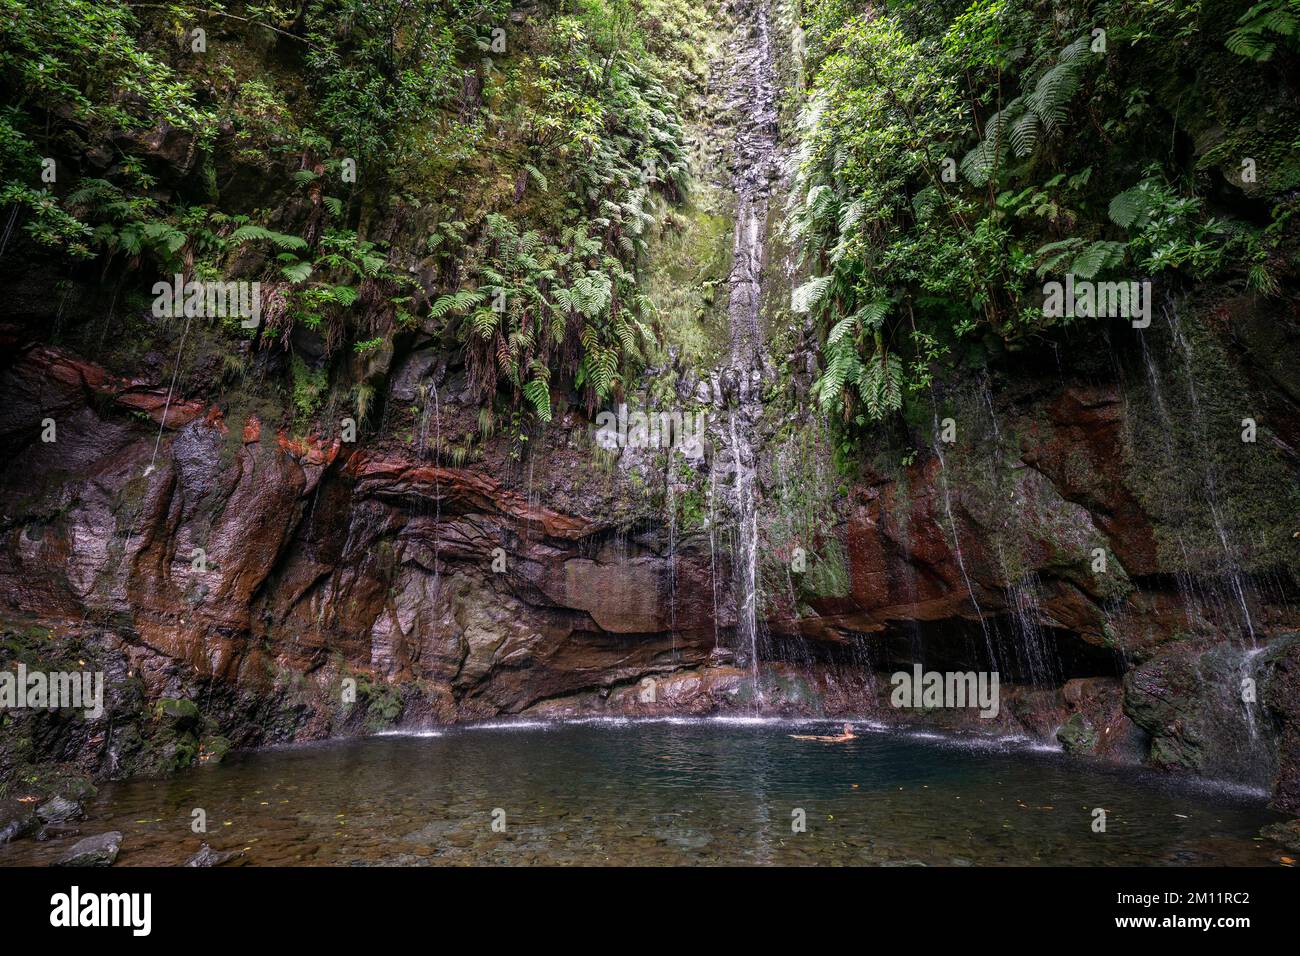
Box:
left=1227, top=0, right=1299, bottom=60
left=1033, top=237, right=1084, bottom=277
left=229, top=224, right=308, bottom=251
left=854, top=300, right=889, bottom=331
left=523, top=164, right=549, bottom=192
left=826, top=314, right=858, bottom=346
left=1108, top=186, right=1150, bottom=229
left=858, top=350, right=904, bottom=420
left=792, top=275, right=833, bottom=313
left=523, top=375, right=552, bottom=422
left=429, top=289, right=487, bottom=319
left=1070, top=240, right=1126, bottom=279
left=470, top=308, right=499, bottom=339
left=962, top=36, right=1096, bottom=185
left=281, top=260, right=313, bottom=284
left=326, top=284, right=359, bottom=307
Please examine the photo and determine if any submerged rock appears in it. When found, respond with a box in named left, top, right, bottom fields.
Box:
left=55, top=831, right=122, bottom=867
left=184, top=843, right=243, bottom=867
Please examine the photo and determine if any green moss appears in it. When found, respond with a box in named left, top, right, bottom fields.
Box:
left=290, top=354, right=329, bottom=430
left=357, top=676, right=404, bottom=732
left=1122, top=298, right=1300, bottom=580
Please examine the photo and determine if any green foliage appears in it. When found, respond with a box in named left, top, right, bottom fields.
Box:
left=792, top=0, right=1298, bottom=437
left=0, top=0, right=694, bottom=432
left=0, top=0, right=212, bottom=257
left=1226, top=0, right=1300, bottom=60
left=302, top=0, right=510, bottom=171
left=290, top=354, right=328, bottom=426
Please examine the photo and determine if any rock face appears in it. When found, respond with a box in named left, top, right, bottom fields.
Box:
left=2, top=318, right=1300, bottom=811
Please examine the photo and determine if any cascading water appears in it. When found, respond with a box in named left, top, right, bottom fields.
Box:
left=1134, top=299, right=1269, bottom=748
left=1137, top=302, right=1259, bottom=644
left=929, top=407, right=997, bottom=668
left=718, top=0, right=779, bottom=704
left=1164, top=303, right=1258, bottom=645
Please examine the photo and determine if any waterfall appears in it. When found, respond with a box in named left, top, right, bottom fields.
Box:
left=930, top=407, right=997, bottom=667
left=416, top=380, right=443, bottom=583
left=719, top=0, right=779, bottom=706
left=1164, top=305, right=1257, bottom=645
left=1138, top=302, right=1259, bottom=644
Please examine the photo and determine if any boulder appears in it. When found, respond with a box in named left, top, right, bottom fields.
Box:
left=36, top=796, right=84, bottom=825
left=0, top=808, right=39, bottom=845
left=55, top=831, right=122, bottom=867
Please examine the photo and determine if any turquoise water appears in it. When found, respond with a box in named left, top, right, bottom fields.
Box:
left=1, top=718, right=1288, bottom=866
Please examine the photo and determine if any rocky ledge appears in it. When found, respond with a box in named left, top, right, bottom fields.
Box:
left=2, top=315, right=1299, bottom=814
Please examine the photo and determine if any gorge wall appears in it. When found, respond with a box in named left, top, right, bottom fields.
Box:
left=1, top=0, right=1299, bottom=823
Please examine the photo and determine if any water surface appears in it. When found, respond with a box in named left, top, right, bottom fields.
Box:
left=1, top=719, right=1286, bottom=866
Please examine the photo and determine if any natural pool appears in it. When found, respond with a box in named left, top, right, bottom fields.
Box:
left=1, top=718, right=1288, bottom=866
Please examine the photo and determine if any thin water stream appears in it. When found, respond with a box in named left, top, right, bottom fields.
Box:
left=720, top=0, right=779, bottom=696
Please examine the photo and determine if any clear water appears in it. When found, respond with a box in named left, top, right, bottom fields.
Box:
left=1, top=720, right=1286, bottom=866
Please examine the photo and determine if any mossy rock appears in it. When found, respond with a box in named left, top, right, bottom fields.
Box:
left=156, top=697, right=201, bottom=730
left=200, top=735, right=232, bottom=764
left=1056, top=713, right=1100, bottom=755
left=1259, top=819, right=1300, bottom=853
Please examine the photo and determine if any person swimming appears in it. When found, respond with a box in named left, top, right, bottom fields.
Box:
left=789, top=723, right=856, bottom=742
